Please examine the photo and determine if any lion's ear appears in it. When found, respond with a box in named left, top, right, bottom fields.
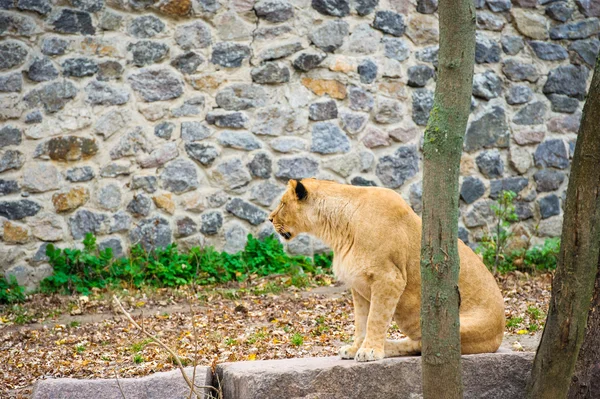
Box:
left=295, top=180, right=308, bottom=201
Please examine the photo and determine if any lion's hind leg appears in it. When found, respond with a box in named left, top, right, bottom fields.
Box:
left=384, top=338, right=421, bottom=357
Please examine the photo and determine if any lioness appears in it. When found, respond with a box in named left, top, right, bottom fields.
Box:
left=269, top=178, right=504, bottom=362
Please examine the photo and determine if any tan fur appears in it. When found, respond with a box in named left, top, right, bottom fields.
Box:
left=269, top=179, right=505, bottom=362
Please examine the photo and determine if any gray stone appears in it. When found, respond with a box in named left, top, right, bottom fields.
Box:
left=407, top=65, right=434, bottom=88
left=375, top=145, right=419, bottom=188
left=185, top=143, right=219, bottom=166
left=528, top=41, right=568, bottom=61
left=534, top=169, right=565, bottom=192
left=412, top=88, right=434, bottom=126
left=375, top=97, right=403, bottom=124
left=218, top=353, right=534, bottom=399
left=358, top=59, right=378, bottom=84
left=547, top=112, right=581, bottom=133
left=251, top=62, right=290, bottom=84
left=128, top=15, right=165, bottom=38
left=546, top=2, right=573, bottom=22
left=26, top=57, right=57, bottom=83
left=416, top=46, right=439, bottom=65
left=96, top=183, right=121, bottom=211
left=175, top=21, right=211, bottom=50
left=476, top=33, right=501, bottom=63
left=160, top=158, right=199, bottom=194
left=373, top=10, right=405, bottom=37
left=409, top=182, right=422, bottom=213
left=476, top=149, right=504, bottom=178
left=97, top=61, right=123, bottom=81
left=509, top=145, right=531, bottom=174
left=85, top=81, right=129, bottom=106
left=515, top=201, right=533, bottom=220
left=25, top=110, right=42, bottom=124
left=226, top=198, right=268, bottom=225
left=293, top=52, right=326, bottom=72
left=351, top=176, right=377, bottom=186
left=23, top=162, right=60, bottom=193
left=464, top=106, right=509, bottom=152
left=23, top=80, right=77, bottom=113
left=181, top=121, right=212, bottom=142
left=71, top=0, right=103, bottom=12
left=417, top=0, right=437, bottom=13
left=0, top=179, right=19, bottom=196
left=383, top=37, right=410, bottom=61
left=17, top=0, right=51, bottom=14
left=175, top=216, right=197, bottom=238
left=95, top=109, right=130, bottom=140
left=472, top=71, right=502, bottom=100
left=213, top=157, right=253, bottom=191
left=501, top=36, right=524, bottom=55
left=339, top=111, right=368, bottom=135
left=254, top=26, right=293, bottom=41
left=171, top=97, right=204, bottom=118
left=100, top=162, right=131, bottom=177
left=98, top=237, right=123, bottom=258
left=460, top=176, right=485, bottom=204
left=487, top=0, right=510, bottom=11
left=206, top=111, right=249, bottom=129
left=534, top=139, right=569, bottom=169
left=539, top=194, right=560, bottom=219
left=270, top=137, right=306, bottom=153
left=354, top=0, right=377, bottom=15
left=550, top=18, right=600, bottom=40
left=347, top=24, right=382, bottom=56
left=154, top=121, right=175, bottom=140
left=348, top=86, right=374, bottom=112
left=309, top=20, right=349, bottom=53
left=0, top=11, right=39, bottom=37
left=547, top=94, right=579, bottom=114
left=464, top=199, right=495, bottom=227
left=477, top=11, right=505, bottom=31
left=0, top=125, right=21, bottom=148
left=66, top=166, right=95, bottom=182
left=506, top=85, right=532, bottom=105
left=110, top=128, right=151, bottom=160
left=99, top=10, right=122, bottom=31
left=312, top=0, right=349, bottom=16
left=224, top=222, right=248, bottom=253
left=32, top=243, right=51, bottom=264
left=128, top=41, right=169, bottom=67
left=109, top=210, right=131, bottom=233
left=276, top=156, right=319, bottom=180
left=576, top=0, right=600, bottom=17
left=62, top=57, right=98, bottom=77
left=69, top=209, right=109, bottom=239
left=502, top=58, right=538, bottom=83
left=259, top=42, right=303, bottom=62
left=287, top=234, right=312, bottom=255
left=489, top=177, right=529, bottom=199
left=216, top=84, right=267, bottom=111
left=543, top=65, right=589, bottom=100
left=41, top=37, right=69, bottom=56
left=211, top=42, right=251, bottom=68
left=131, top=175, right=157, bottom=193
left=218, top=131, right=261, bottom=151
left=245, top=152, right=271, bottom=179
left=200, top=211, right=223, bottom=235
left=309, top=100, right=338, bottom=121
left=458, top=226, right=469, bottom=243
left=171, top=52, right=204, bottom=75
left=311, top=122, right=350, bottom=154
left=51, top=8, right=95, bottom=35
left=252, top=106, right=305, bottom=136
left=128, top=68, right=184, bottom=102
left=569, top=39, right=600, bottom=67
left=0, top=199, right=41, bottom=220
left=250, top=181, right=285, bottom=207
left=129, top=216, right=172, bottom=251
left=0, top=149, right=24, bottom=172
left=127, top=193, right=152, bottom=217
left=255, top=0, right=294, bottom=22
left=513, top=102, right=547, bottom=126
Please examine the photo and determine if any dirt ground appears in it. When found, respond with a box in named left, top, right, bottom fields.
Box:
left=0, top=272, right=552, bottom=399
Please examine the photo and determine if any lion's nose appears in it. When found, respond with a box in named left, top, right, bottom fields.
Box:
left=268, top=217, right=273, bottom=222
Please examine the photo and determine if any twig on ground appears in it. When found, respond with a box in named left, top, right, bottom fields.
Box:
left=113, top=370, right=126, bottom=399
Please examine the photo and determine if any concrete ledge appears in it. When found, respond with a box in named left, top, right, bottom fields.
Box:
left=32, top=367, right=212, bottom=399
left=216, top=352, right=535, bottom=399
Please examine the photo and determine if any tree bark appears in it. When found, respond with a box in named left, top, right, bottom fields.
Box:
left=419, top=0, right=475, bottom=398
left=527, top=53, right=600, bottom=398
left=568, top=263, right=600, bottom=399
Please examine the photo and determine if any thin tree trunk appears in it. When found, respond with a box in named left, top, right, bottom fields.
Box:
left=527, top=53, right=600, bottom=398
left=419, top=0, right=475, bottom=397
left=568, top=258, right=600, bottom=399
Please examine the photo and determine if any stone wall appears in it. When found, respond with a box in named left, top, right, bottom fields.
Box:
left=0, top=0, right=598, bottom=289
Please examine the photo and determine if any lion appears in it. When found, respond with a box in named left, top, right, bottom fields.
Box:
left=269, top=178, right=505, bottom=362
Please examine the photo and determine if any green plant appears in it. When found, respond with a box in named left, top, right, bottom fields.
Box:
left=133, top=354, right=144, bottom=364
left=75, top=344, right=86, bottom=354
left=290, top=333, right=304, bottom=347
left=506, top=317, right=523, bottom=328
left=70, top=321, right=81, bottom=328
left=527, top=306, right=544, bottom=321
left=0, top=275, right=25, bottom=305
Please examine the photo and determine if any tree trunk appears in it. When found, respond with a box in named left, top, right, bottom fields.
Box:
left=527, top=53, right=600, bottom=398
left=568, top=263, right=600, bottom=399
left=419, top=0, right=475, bottom=398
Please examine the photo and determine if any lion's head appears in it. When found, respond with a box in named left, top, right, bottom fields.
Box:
left=268, top=179, right=311, bottom=241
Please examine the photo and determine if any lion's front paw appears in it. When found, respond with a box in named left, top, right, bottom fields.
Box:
left=355, top=347, right=385, bottom=362
left=339, top=345, right=359, bottom=359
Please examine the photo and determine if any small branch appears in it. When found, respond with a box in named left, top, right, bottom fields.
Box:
left=113, top=370, right=127, bottom=399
